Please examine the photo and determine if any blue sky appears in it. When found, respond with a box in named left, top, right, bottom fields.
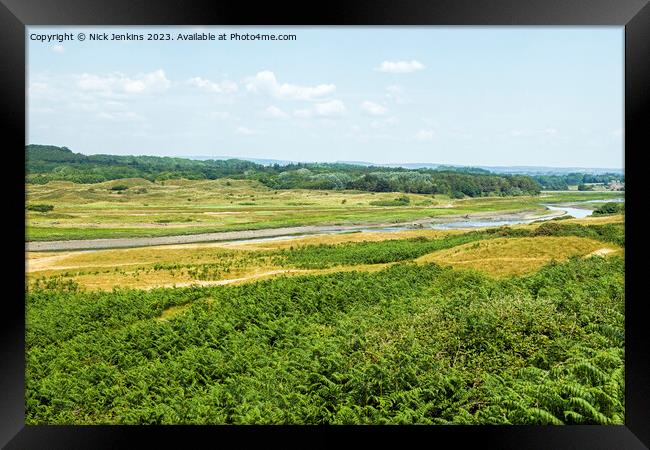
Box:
left=27, top=26, right=623, bottom=168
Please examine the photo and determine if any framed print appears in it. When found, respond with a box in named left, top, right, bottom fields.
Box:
left=1, top=0, right=648, bottom=448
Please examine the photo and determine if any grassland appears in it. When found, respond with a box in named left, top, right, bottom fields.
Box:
left=24, top=178, right=625, bottom=425
left=26, top=178, right=623, bottom=241
left=27, top=214, right=624, bottom=291
left=416, top=236, right=621, bottom=277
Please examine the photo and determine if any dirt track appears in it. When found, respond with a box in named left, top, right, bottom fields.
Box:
left=26, top=209, right=560, bottom=252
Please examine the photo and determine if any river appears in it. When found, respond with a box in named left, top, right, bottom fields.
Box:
left=430, top=198, right=622, bottom=230
left=26, top=197, right=624, bottom=251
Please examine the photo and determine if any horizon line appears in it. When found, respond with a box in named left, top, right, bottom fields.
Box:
left=26, top=143, right=625, bottom=172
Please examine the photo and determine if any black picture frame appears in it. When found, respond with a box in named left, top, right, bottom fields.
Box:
left=2, top=0, right=648, bottom=448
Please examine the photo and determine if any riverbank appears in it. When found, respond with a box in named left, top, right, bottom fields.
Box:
left=26, top=208, right=565, bottom=252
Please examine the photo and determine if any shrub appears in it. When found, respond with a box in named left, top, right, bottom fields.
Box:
left=592, top=202, right=624, bottom=216
left=26, top=204, right=54, bottom=213
left=370, top=195, right=411, bottom=207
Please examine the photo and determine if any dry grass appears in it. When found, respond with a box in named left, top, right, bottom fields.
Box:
left=561, top=214, right=625, bottom=225
left=25, top=229, right=441, bottom=290
left=25, top=213, right=625, bottom=289
left=25, top=229, right=457, bottom=273
left=239, top=229, right=465, bottom=250
left=416, top=236, right=622, bottom=277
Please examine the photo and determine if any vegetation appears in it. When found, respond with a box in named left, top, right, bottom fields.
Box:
left=418, top=236, right=621, bottom=277
left=26, top=145, right=261, bottom=184
left=26, top=145, right=541, bottom=197
left=25, top=174, right=622, bottom=242
left=274, top=234, right=486, bottom=269
left=26, top=215, right=624, bottom=291
left=26, top=204, right=54, bottom=213
left=593, top=202, right=625, bottom=216
left=275, top=221, right=625, bottom=270
left=533, top=173, right=624, bottom=191
left=23, top=147, right=626, bottom=425
left=25, top=255, right=624, bottom=425
left=369, top=195, right=411, bottom=207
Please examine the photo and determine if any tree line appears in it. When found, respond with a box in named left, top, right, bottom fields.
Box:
left=533, top=173, right=624, bottom=190
left=26, top=144, right=543, bottom=197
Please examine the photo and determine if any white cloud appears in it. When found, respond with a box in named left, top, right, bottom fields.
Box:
left=262, top=105, right=289, bottom=119
left=78, top=69, right=171, bottom=95
left=51, top=45, right=65, bottom=53
left=415, top=129, right=435, bottom=141
left=235, top=126, right=259, bottom=135
left=295, top=100, right=347, bottom=118
left=376, top=60, right=425, bottom=74
left=361, top=101, right=388, bottom=116
left=246, top=70, right=335, bottom=101
left=188, top=76, right=238, bottom=94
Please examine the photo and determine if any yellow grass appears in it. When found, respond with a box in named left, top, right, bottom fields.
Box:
left=25, top=229, right=457, bottom=274
left=416, top=236, right=622, bottom=277
left=25, top=214, right=625, bottom=289
left=239, top=229, right=465, bottom=250
left=25, top=229, right=445, bottom=290
left=561, top=214, right=624, bottom=225
left=157, top=304, right=191, bottom=322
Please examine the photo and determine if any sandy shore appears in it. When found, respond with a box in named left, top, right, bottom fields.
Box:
left=26, top=209, right=563, bottom=252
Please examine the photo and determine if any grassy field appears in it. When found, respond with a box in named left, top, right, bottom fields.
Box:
left=416, top=236, right=622, bottom=277
left=26, top=178, right=623, bottom=241
left=27, top=214, right=624, bottom=291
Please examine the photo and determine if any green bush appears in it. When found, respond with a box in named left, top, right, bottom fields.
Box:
left=370, top=195, right=411, bottom=207
left=26, top=204, right=54, bottom=213
left=592, top=202, right=624, bottom=216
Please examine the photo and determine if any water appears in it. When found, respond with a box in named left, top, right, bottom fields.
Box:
left=216, top=197, right=624, bottom=242
left=582, top=198, right=625, bottom=203
left=541, top=204, right=592, bottom=219
left=430, top=198, right=623, bottom=230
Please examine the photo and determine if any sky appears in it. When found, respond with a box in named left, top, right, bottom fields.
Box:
left=27, top=26, right=624, bottom=169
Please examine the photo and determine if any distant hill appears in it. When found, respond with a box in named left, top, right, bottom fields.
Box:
left=479, top=166, right=624, bottom=176
left=187, top=155, right=299, bottom=166
left=333, top=161, right=623, bottom=176
left=26, top=144, right=263, bottom=184
left=25, top=144, right=543, bottom=197
left=177, top=156, right=623, bottom=176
